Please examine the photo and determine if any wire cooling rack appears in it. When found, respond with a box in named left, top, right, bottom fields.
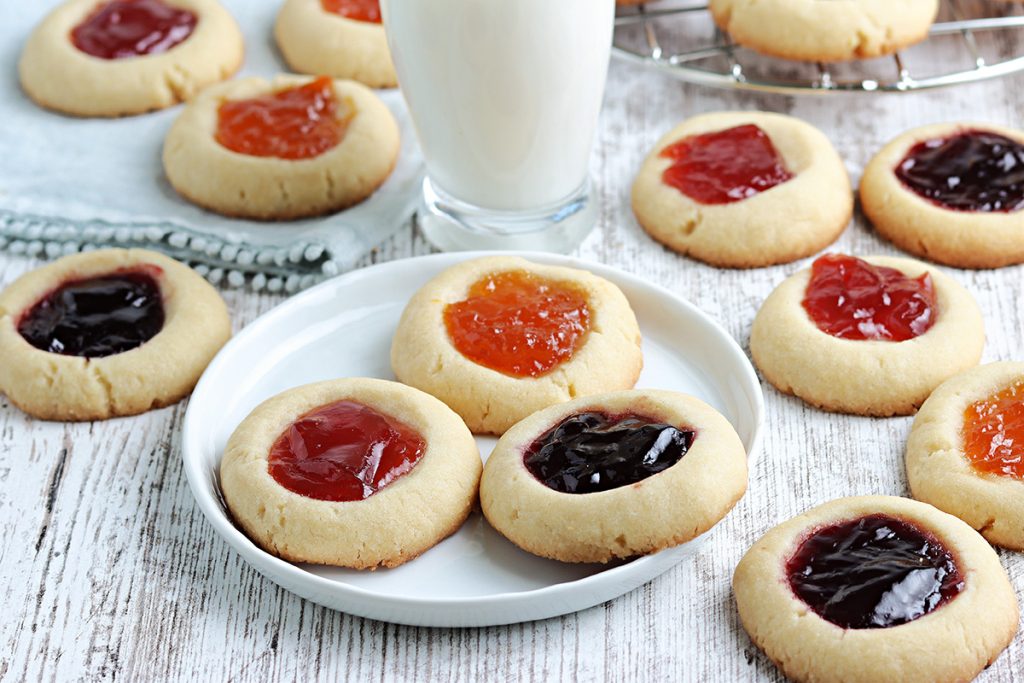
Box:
left=613, top=0, right=1024, bottom=93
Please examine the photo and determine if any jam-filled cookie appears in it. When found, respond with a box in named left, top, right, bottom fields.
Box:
left=162, top=74, right=399, bottom=220
left=390, top=256, right=643, bottom=435
left=481, top=390, right=747, bottom=563
left=275, top=0, right=396, bottom=89
left=219, top=378, right=481, bottom=569
left=907, top=362, right=1024, bottom=550
left=734, top=496, right=1018, bottom=683
left=19, top=0, right=243, bottom=117
left=709, top=0, right=938, bottom=62
left=0, top=248, right=230, bottom=420
left=632, top=112, right=852, bottom=268
left=750, top=253, right=983, bottom=416
left=861, top=123, right=1024, bottom=269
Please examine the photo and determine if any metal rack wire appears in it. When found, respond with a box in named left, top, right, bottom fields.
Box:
left=612, top=0, right=1024, bottom=94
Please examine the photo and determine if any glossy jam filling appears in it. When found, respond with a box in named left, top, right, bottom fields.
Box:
left=963, top=381, right=1024, bottom=479
left=267, top=400, right=425, bottom=502
left=71, top=0, right=197, bottom=60
left=659, top=124, right=794, bottom=205
left=215, top=76, right=351, bottom=160
left=523, top=412, right=695, bottom=494
left=443, top=270, right=591, bottom=378
left=802, top=254, right=936, bottom=342
left=321, top=0, right=382, bottom=23
left=787, top=514, right=964, bottom=629
left=17, top=269, right=164, bottom=358
left=895, top=130, right=1024, bottom=213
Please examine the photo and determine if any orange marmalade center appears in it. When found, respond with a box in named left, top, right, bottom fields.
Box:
left=962, top=381, right=1024, bottom=479
left=443, top=270, right=591, bottom=378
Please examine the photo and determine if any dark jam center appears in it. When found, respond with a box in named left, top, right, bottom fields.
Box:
left=963, top=381, right=1024, bottom=479
left=321, top=0, right=382, bottom=23
left=71, top=0, right=197, bottom=60
left=523, top=412, right=695, bottom=494
left=659, top=124, right=794, bottom=205
left=802, top=254, right=936, bottom=342
left=216, top=76, right=349, bottom=160
left=267, top=400, right=425, bottom=502
left=787, top=514, right=963, bottom=629
left=895, top=130, right=1024, bottom=212
left=17, top=270, right=164, bottom=358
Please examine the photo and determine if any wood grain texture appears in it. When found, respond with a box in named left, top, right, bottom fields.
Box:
left=2, top=9, right=1024, bottom=682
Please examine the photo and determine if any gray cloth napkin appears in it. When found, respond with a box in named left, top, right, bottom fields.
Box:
left=0, top=0, right=424, bottom=292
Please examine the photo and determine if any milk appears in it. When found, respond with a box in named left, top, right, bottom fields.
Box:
left=382, top=0, right=615, bottom=212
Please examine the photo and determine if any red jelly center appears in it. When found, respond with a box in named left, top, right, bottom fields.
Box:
left=267, top=400, right=425, bottom=502
left=895, top=130, right=1024, bottom=213
left=216, top=77, right=350, bottom=160
left=71, top=0, right=197, bottom=60
left=963, top=381, right=1024, bottom=479
left=802, top=254, right=936, bottom=342
left=321, top=0, right=382, bottom=23
left=17, top=269, right=165, bottom=358
left=659, top=124, right=794, bottom=205
left=787, top=514, right=963, bottom=629
left=443, top=270, right=591, bottom=378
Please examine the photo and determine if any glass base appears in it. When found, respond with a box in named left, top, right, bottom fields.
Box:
left=416, top=178, right=597, bottom=253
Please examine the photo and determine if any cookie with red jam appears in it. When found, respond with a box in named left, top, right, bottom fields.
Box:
left=632, top=112, right=852, bottom=268
left=275, top=0, right=396, bottom=89
left=19, top=0, right=242, bottom=117
left=733, top=496, right=1018, bottom=683
left=219, top=378, right=481, bottom=568
left=750, top=253, right=984, bottom=416
left=390, top=256, right=643, bottom=435
left=480, top=389, right=747, bottom=563
left=861, top=123, right=1024, bottom=268
left=162, top=74, right=399, bottom=219
left=0, top=248, right=230, bottom=420
left=907, top=361, right=1024, bottom=549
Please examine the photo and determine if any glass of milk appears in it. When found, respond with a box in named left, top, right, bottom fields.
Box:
left=381, top=0, right=616, bottom=252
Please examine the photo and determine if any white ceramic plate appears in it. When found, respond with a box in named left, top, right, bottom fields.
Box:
left=182, top=252, right=764, bottom=627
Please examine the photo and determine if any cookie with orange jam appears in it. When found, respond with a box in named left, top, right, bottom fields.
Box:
left=750, top=253, right=984, bottom=416
left=275, top=0, right=396, bottom=89
left=390, top=256, right=643, bottom=435
left=162, top=74, right=399, bottom=219
left=906, top=361, right=1024, bottom=549
left=19, top=0, right=242, bottom=117
left=219, top=378, right=481, bottom=569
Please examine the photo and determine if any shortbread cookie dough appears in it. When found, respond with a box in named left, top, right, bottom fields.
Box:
left=750, top=253, right=984, bottom=416
left=709, top=0, right=938, bottom=62
left=163, top=74, right=399, bottom=220
left=220, top=378, right=482, bottom=569
left=19, top=0, right=243, bottom=117
left=391, top=256, right=643, bottom=435
left=861, top=123, right=1024, bottom=269
left=275, top=0, right=396, bottom=89
left=907, top=361, right=1024, bottom=549
left=0, top=248, right=230, bottom=420
left=632, top=111, right=852, bottom=268
left=481, top=390, right=747, bottom=563
left=734, top=495, right=1018, bottom=683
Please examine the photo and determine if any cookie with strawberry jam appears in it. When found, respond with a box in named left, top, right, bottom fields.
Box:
left=390, top=256, right=643, bottom=435
left=907, top=361, right=1024, bottom=549
left=0, top=248, right=230, bottom=420
left=750, top=254, right=983, bottom=416
left=275, top=0, right=396, bottom=89
left=481, top=390, right=747, bottom=563
left=632, top=111, right=852, bottom=268
left=734, top=496, right=1017, bottom=683
left=219, top=378, right=481, bottom=569
left=862, top=123, right=1024, bottom=268
left=19, top=0, right=242, bottom=117
left=162, top=74, right=399, bottom=219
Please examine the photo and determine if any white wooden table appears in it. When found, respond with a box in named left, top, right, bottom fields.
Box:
left=2, top=54, right=1023, bottom=683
